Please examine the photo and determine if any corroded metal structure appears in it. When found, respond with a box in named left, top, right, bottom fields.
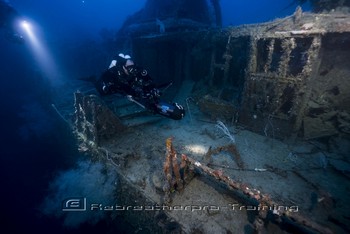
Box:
left=123, top=8, right=350, bottom=140
left=71, top=2, right=350, bottom=233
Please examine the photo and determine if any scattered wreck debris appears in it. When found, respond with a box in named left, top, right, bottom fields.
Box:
left=74, top=92, right=126, bottom=149
left=163, top=137, right=194, bottom=204
left=204, top=144, right=244, bottom=169
left=164, top=138, right=333, bottom=234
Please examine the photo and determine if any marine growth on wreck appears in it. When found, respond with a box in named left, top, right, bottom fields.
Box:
left=68, top=0, right=350, bottom=233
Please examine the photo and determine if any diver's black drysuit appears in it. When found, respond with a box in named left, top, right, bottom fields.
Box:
left=95, top=61, right=160, bottom=111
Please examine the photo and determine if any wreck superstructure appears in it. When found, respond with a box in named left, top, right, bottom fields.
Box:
left=121, top=7, right=350, bottom=140
left=69, top=2, right=350, bottom=233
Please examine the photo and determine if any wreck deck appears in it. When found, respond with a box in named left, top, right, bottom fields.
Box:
left=66, top=10, right=350, bottom=234
left=71, top=91, right=349, bottom=233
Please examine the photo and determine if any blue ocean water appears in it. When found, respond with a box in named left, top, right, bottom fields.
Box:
left=0, top=0, right=311, bottom=233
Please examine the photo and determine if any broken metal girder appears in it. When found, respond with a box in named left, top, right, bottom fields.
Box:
left=163, top=138, right=333, bottom=234
left=183, top=155, right=333, bottom=234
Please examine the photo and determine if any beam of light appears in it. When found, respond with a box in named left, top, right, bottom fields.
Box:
left=21, top=20, right=30, bottom=30
left=20, top=19, right=61, bottom=85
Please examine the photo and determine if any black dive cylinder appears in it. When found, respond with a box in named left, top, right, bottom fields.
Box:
left=154, top=100, right=185, bottom=120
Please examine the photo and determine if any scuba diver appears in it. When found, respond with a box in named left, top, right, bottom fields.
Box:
left=0, top=0, right=24, bottom=43
left=95, top=53, right=185, bottom=120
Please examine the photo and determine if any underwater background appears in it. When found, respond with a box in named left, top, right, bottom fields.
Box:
left=0, top=0, right=313, bottom=233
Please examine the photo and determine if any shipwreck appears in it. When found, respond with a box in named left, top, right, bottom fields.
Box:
left=61, top=0, right=350, bottom=233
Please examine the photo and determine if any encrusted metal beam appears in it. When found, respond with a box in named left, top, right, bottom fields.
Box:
left=180, top=149, right=333, bottom=234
